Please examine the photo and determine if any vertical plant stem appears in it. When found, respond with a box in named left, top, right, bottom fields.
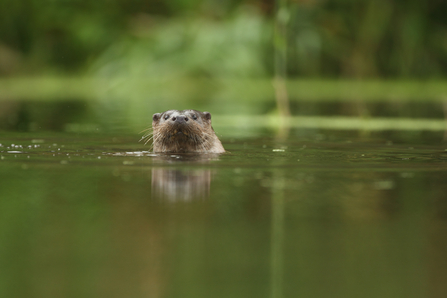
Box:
left=443, top=100, right=447, bottom=141
left=274, top=0, right=291, bottom=119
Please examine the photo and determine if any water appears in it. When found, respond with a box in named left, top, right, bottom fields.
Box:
left=1, top=130, right=447, bottom=298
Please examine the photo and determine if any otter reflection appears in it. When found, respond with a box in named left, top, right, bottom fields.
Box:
left=151, top=154, right=220, bottom=201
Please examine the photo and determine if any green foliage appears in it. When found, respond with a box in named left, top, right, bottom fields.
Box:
left=91, top=7, right=270, bottom=79
left=287, top=0, right=447, bottom=78
left=88, top=7, right=272, bottom=128
left=0, top=0, right=446, bottom=78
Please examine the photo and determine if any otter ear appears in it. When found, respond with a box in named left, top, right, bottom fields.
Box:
left=203, top=112, right=211, bottom=121
left=152, top=113, right=161, bottom=122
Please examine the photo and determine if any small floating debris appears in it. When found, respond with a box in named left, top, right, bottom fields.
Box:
left=7, top=151, right=22, bottom=154
left=111, top=152, right=125, bottom=156
left=110, top=151, right=155, bottom=157
left=272, top=149, right=285, bottom=152
left=126, top=151, right=144, bottom=155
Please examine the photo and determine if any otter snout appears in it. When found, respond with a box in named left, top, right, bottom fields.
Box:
left=171, top=115, right=189, bottom=123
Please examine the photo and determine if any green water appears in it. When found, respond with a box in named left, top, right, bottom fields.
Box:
left=1, top=130, right=447, bottom=298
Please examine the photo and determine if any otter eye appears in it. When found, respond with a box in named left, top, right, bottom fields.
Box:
left=192, top=114, right=197, bottom=120
left=164, top=114, right=170, bottom=120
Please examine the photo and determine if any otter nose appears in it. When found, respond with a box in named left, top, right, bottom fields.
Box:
left=171, top=115, right=188, bottom=123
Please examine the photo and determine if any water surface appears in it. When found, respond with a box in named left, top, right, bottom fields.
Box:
left=1, top=130, right=446, bottom=298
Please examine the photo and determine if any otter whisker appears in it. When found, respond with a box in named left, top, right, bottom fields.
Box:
left=144, top=136, right=154, bottom=145
left=140, top=134, right=154, bottom=145
left=139, top=127, right=153, bottom=134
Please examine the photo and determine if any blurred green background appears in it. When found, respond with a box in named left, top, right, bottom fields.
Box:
left=0, top=0, right=447, bottom=132
left=1, top=3, right=447, bottom=297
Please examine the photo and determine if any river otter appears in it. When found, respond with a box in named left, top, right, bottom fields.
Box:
left=147, top=110, right=225, bottom=153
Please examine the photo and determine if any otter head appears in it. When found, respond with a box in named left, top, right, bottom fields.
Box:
left=151, top=110, right=224, bottom=153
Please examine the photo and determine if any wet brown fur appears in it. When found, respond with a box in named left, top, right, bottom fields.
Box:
left=142, top=110, right=225, bottom=153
